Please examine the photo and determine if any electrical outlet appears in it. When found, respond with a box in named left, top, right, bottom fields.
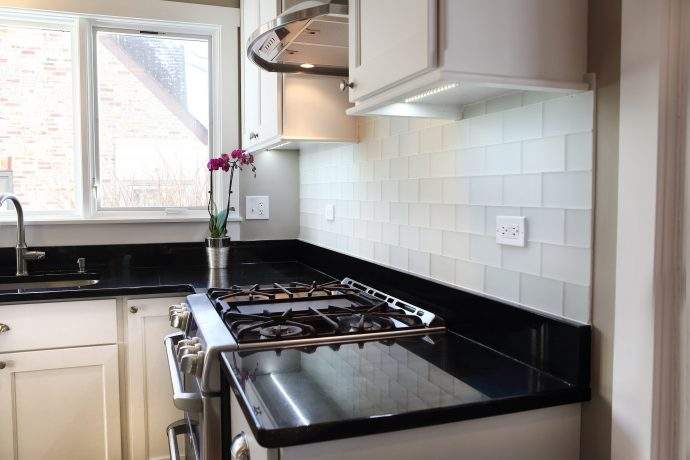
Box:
left=496, top=216, right=526, bottom=247
left=325, top=204, right=335, bottom=221
left=246, top=196, right=269, bottom=220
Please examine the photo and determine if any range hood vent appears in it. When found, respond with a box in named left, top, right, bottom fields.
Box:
left=247, top=0, right=348, bottom=77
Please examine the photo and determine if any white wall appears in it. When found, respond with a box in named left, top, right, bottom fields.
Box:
left=299, top=91, right=595, bottom=324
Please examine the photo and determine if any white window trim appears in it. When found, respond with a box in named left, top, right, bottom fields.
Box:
left=0, top=1, right=240, bottom=225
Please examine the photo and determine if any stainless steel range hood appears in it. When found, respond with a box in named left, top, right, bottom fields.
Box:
left=247, top=0, right=348, bottom=77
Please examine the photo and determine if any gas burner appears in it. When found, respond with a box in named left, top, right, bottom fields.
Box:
left=216, top=284, right=275, bottom=303
left=228, top=310, right=316, bottom=343
left=337, top=314, right=393, bottom=333
left=259, top=324, right=305, bottom=339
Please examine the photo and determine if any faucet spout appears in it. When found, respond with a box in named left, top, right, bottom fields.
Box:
left=0, top=194, right=43, bottom=276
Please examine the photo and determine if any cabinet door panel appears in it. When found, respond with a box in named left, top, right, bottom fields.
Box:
left=242, top=0, right=261, bottom=147
left=0, top=345, right=121, bottom=460
left=126, top=296, right=186, bottom=460
left=258, top=0, right=280, bottom=143
left=349, top=0, right=437, bottom=101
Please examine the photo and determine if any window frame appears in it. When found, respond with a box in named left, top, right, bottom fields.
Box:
left=0, top=6, right=238, bottom=224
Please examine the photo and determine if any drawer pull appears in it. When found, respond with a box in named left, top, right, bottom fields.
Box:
left=129, top=306, right=139, bottom=314
left=0, top=362, right=6, bottom=370
left=0, top=323, right=9, bottom=333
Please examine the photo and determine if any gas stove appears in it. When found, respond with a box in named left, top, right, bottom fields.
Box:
left=207, top=278, right=446, bottom=350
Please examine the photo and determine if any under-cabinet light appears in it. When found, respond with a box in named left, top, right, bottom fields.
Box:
left=300, top=63, right=315, bottom=69
left=271, top=142, right=291, bottom=149
left=404, top=83, right=459, bottom=103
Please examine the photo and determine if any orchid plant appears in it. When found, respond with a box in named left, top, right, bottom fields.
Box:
left=206, top=149, right=256, bottom=238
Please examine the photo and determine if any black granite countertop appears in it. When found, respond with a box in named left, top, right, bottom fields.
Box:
left=221, top=331, right=589, bottom=448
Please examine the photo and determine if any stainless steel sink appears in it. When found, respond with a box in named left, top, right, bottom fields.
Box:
left=0, top=273, right=100, bottom=291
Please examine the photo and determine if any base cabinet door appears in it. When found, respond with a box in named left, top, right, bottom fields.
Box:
left=126, top=296, right=185, bottom=460
left=0, top=345, right=122, bottom=460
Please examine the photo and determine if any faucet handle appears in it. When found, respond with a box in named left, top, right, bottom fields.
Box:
left=23, top=250, right=45, bottom=261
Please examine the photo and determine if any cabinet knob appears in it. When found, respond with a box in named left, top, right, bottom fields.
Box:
left=249, top=132, right=259, bottom=140
left=0, top=323, right=9, bottom=333
left=339, top=80, right=354, bottom=91
left=0, top=362, right=6, bottom=370
left=129, top=306, right=139, bottom=314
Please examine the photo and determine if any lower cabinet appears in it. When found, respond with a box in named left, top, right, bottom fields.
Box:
left=126, top=296, right=186, bottom=460
left=0, top=344, right=122, bottom=460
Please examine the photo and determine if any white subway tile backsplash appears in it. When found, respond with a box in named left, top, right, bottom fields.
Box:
left=522, top=136, right=566, bottom=173
left=442, top=231, right=469, bottom=259
left=503, top=103, right=542, bottom=142
left=485, top=142, right=521, bottom=175
left=430, top=254, right=456, bottom=283
left=399, top=225, right=420, bottom=250
left=300, top=91, right=594, bottom=323
left=409, top=203, right=430, bottom=227
left=470, top=176, right=503, bottom=205
left=522, top=207, right=565, bottom=244
left=469, top=112, right=503, bottom=146
left=390, top=203, right=409, bottom=225
left=520, top=274, right=564, bottom=316
left=399, top=131, right=421, bottom=156
left=399, top=179, right=420, bottom=202
left=421, top=125, right=443, bottom=153
left=456, top=259, right=485, bottom=291
left=543, top=171, right=592, bottom=208
left=485, top=267, right=520, bottom=302
left=565, top=209, right=592, bottom=247
left=542, top=244, right=591, bottom=285
left=543, top=92, right=594, bottom=137
left=419, top=178, right=443, bottom=203
left=566, top=132, right=593, bottom=171
left=564, top=283, right=591, bottom=323
left=469, top=234, right=501, bottom=267
left=502, top=243, right=541, bottom=275
left=421, top=228, right=443, bottom=254
left=456, top=205, right=486, bottom=234
left=442, top=177, right=470, bottom=204
left=429, top=151, right=456, bottom=177
left=381, top=180, right=399, bottom=202
left=389, top=246, right=409, bottom=270
left=456, top=147, right=485, bottom=176
left=408, top=250, right=430, bottom=276
left=430, top=204, right=456, bottom=230
left=408, top=154, right=430, bottom=179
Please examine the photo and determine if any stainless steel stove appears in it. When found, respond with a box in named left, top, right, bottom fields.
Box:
left=164, top=278, right=446, bottom=460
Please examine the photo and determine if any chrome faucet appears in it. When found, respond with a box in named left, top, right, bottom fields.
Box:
left=0, top=194, right=45, bottom=276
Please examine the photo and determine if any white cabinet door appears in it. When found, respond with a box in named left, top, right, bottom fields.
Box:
left=242, top=0, right=280, bottom=149
left=348, top=0, right=437, bottom=102
left=0, top=345, right=122, bottom=460
left=126, top=296, right=186, bottom=460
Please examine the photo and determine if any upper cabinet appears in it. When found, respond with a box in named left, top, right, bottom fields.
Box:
left=346, top=0, right=589, bottom=118
left=241, top=0, right=356, bottom=153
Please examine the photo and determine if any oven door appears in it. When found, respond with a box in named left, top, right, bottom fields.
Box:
left=167, top=419, right=199, bottom=460
left=165, top=332, right=202, bottom=459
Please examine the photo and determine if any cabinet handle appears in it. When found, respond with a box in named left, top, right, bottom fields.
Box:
left=0, top=323, right=9, bottom=333
left=339, top=80, right=354, bottom=91
left=249, top=132, right=259, bottom=140
left=0, top=362, right=6, bottom=370
left=129, top=306, right=139, bottom=314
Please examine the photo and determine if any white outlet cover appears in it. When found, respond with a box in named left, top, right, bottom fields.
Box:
left=246, top=195, right=269, bottom=220
left=325, top=204, right=335, bottom=221
left=496, top=215, right=526, bottom=247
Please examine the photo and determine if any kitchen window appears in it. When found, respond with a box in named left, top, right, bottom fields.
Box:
left=0, top=8, right=235, bottom=222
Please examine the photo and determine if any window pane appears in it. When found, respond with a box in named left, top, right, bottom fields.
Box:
left=95, top=30, right=210, bottom=209
left=0, top=24, right=77, bottom=213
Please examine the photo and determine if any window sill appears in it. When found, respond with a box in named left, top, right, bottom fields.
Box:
left=0, top=215, right=243, bottom=226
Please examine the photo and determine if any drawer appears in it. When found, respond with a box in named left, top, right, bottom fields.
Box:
left=0, top=299, right=117, bottom=353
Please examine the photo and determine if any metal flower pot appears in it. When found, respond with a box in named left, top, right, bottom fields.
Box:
left=205, top=236, right=231, bottom=269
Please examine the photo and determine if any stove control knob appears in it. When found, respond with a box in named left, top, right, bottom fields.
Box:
left=180, top=350, right=205, bottom=377
left=169, top=303, right=190, bottom=330
left=174, top=337, right=200, bottom=355
left=177, top=343, right=202, bottom=360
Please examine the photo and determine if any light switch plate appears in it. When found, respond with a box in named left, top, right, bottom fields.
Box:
left=496, top=215, right=526, bottom=247
left=325, top=204, right=335, bottom=221
left=246, top=196, right=269, bottom=220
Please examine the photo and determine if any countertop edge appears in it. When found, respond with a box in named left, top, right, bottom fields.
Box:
left=0, top=284, right=196, bottom=302
left=222, top=352, right=591, bottom=449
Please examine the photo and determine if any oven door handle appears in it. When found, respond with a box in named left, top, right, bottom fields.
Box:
left=165, top=332, right=202, bottom=413
left=167, top=419, right=190, bottom=460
